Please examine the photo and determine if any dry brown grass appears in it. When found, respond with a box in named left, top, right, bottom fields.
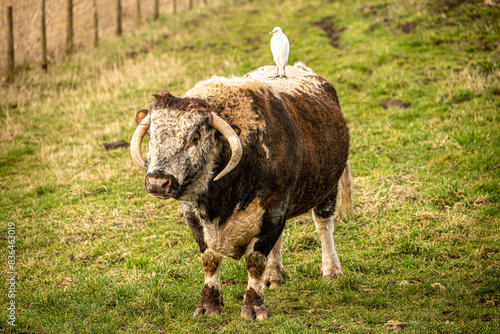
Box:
left=0, top=0, right=197, bottom=73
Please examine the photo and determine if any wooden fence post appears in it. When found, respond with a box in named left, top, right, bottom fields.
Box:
left=173, top=0, right=177, bottom=14
left=93, top=0, right=98, bottom=47
left=67, top=0, right=73, bottom=54
left=136, top=0, right=141, bottom=26
left=189, top=0, right=193, bottom=10
left=6, top=6, right=14, bottom=83
left=117, top=0, right=122, bottom=36
left=41, top=0, right=48, bottom=70
left=154, top=0, right=159, bottom=20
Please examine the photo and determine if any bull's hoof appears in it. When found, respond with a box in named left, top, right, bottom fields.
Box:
left=240, top=305, right=268, bottom=321
left=241, top=287, right=268, bottom=320
left=263, top=263, right=284, bottom=289
left=194, top=285, right=223, bottom=317
left=322, top=269, right=344, bottom=281
left=263, top=279, right=281, bottom=289
left=193, top=306, right=221, bottom=317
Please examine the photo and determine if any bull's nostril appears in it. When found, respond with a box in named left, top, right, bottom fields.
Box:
left=145, top=173, right=177, bottom=196
left=162, top=178, right=172, bottom=190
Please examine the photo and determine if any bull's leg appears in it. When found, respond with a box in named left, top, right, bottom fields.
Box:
left=263, top=232, right=284, bottom=289
left=241, top=210, right=286, bottom=321
left=313, top=186, right=343, bottom=280
left=183, top=203, right=224, bottom=317
left=193, top=250, right=224, bottom=317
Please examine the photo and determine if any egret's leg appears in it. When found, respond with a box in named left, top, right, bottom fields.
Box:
left=272, top=66, right=279, bottom=79
left=283, top=66, right=287, bottom=79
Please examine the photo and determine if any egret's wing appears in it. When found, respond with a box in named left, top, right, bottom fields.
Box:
left=274, top=35, right=289, bottom=67
left=270, top=37, right=280, bottom=63
left=283, top=35, right=290, bottom=64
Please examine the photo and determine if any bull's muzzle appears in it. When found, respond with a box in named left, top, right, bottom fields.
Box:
left=145, top=172, right=179, bottom=198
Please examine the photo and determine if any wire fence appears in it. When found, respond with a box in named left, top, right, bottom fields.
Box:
left=1, top=0, right=206, bottom=82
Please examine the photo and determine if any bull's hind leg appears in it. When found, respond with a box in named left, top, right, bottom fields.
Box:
left=263, top=232, right=284, bottom=289
left=193, top=250, right=224, bottom=317
left=313, top=186, right=343, bottom=280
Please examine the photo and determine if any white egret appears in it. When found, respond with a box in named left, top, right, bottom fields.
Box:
left=269, top=27, right=289, bottom=78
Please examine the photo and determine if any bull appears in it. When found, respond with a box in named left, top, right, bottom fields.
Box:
left=130, top=62, right=353, bottom=320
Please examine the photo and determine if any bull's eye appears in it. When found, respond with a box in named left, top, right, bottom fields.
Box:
left=186, top=134, right=200, bottom=149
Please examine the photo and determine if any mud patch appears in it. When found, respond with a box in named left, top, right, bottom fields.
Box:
left=379, top=99, right=411, bottom=109
left=311, top=16, right=346, bottom=48
left=222, top=278, right=245, bottom=285
left=428, top=0, right=470, bottom=12
left=398, top=21, right=417, bottom=34
left=100, top=140, right=130, bottom=151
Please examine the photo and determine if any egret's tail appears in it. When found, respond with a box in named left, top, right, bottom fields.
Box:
left=337, top=160, right=354, bottom=220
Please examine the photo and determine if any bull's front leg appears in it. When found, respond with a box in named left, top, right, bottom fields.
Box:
left=241, top=210, right=286, bottom=321
left=194, top=250, right=223, bottom=317
left=182, top=203, right=224, bottom=317
left=241, top=247, right=268, bottom=320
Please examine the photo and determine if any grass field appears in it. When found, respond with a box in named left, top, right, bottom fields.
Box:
left=1, top=0, right=499, bottom=332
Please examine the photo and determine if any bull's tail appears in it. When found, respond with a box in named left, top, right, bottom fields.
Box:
left=337, top=160, right=354, bottom=220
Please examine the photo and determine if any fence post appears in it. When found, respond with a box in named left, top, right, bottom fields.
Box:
left=117, top=0, right=122, bottom=36
left=67, top=0, right=73, bottom=54
left=136, top=0, right=141, bottom=26
left=6, top=6, right=14, bottom=83
left=189, top=0, right=193, bottom=10
left=154, top=0, right=159, bottom=20
left=173, top=0, right=177, bottom=14
left=41, top=0, right=48, bottom=70
left=93, top=0, right=98, bottom=47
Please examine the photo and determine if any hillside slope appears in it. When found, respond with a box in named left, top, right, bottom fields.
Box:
left=0, top=0, right=499, bottom=332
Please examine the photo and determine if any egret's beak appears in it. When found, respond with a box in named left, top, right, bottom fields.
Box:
left=269, top=30, right=277, bottom=35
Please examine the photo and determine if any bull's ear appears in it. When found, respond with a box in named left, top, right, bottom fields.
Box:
left=230, top=124, right=241, bottom=136
left=135, top=109, right=149, bottom=125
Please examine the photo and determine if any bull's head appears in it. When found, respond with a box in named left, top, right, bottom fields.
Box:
left=130, top=91, right=242, bottom=201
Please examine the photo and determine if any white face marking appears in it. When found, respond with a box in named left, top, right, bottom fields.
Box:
left=147, top=106, right=216, bottom=198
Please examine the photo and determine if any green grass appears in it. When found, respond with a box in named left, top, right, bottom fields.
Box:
left=1, top=0, right=499, bottom=332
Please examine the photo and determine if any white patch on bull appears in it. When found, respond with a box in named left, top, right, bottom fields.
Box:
left=203, top=251, right=223, bottom=290
left=182, top=62, right=328, bottom=148
left=184, top=77, right=267, bottom=143
left=312, top=211, right=343, bottom=278
left=261, top=144, right=270, bottom=159
left=202, top=198, right=265, bottom=260
left=243, top=62, right=325, bottom=97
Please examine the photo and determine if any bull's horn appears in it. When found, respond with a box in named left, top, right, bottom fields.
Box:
left=130, top=114, right=150, bottom=171
left=210, top=112, right=243, bottom=181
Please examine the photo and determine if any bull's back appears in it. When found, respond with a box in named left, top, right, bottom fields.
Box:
left=246, top=65, right=349, bottom=216
left=243, top=65, right=349, bottom=216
